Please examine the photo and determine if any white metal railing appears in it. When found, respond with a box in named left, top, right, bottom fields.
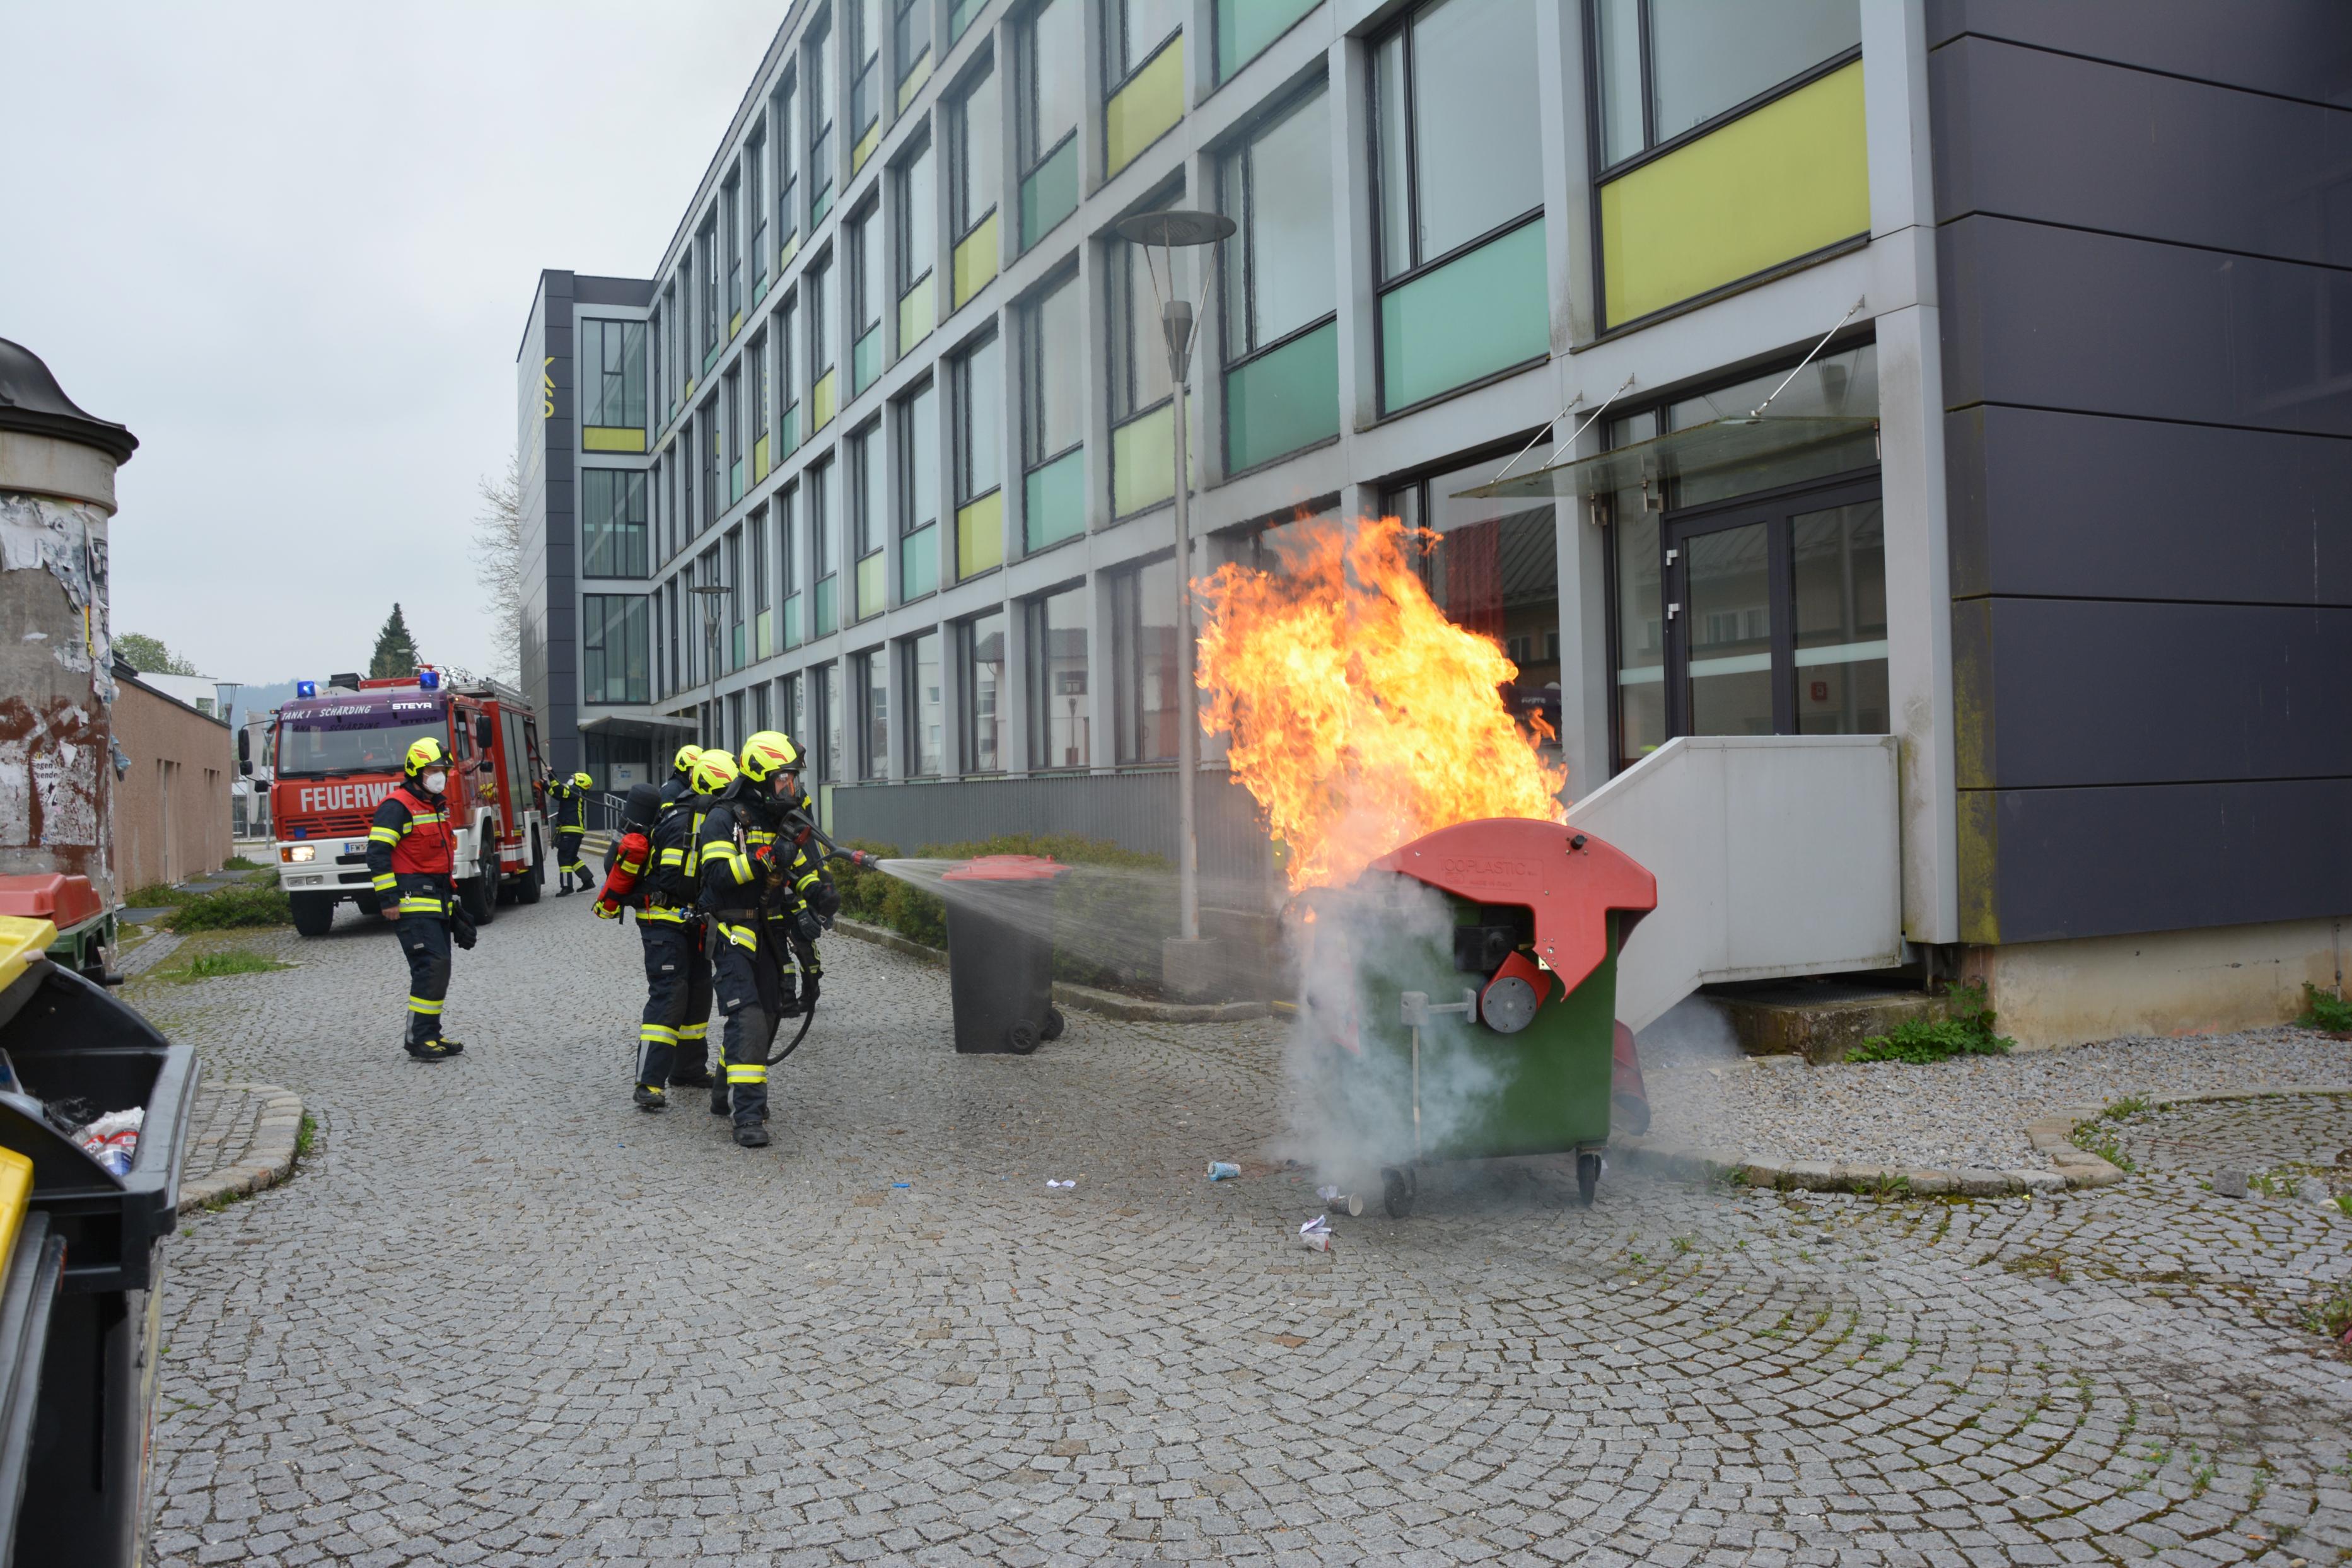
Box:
left=1566, top=735, right=1904, bottom=1033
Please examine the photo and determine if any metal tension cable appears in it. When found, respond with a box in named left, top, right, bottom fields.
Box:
left=1749, top=296, right=1865, bottom=418
left=1489, top=374, right=1639, bottom=489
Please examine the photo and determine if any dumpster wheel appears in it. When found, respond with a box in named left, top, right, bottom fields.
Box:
left=1040, top=1007, right=1065, bottom=1042
left=1380, top=1164, right=1418, bottom=1218
left=1576, top=1151, right=1602, bottom=1207
left=1006, top=1019, right=1042, bottom=1055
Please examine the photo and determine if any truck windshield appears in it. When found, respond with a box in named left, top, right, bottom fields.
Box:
left=275, top=702, right=446, bottom=777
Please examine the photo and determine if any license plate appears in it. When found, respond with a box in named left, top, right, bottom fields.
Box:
left=344, top=840, right=369, bottom=856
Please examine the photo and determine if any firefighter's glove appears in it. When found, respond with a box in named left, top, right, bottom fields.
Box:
left=810, top=880, right=841, bottom=920
left=795, top=910, right=824, bottom=946
left=451, top=910, right=478, bottom=950
left=799, top=974, right=820, bottom=1010
left=593, top=897, right=621, bottom=920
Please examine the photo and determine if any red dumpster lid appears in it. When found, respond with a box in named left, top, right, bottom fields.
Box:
left=0, top=873, right=103, bottom=930
left=941, top=854, right=1068, bottom=882
left=1368, top=818, right=1656, bottom=996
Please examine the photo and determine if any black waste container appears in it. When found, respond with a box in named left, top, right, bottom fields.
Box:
left=0, top=924, right=198, bottom=1568
left=942, top=855, right=1067, bottom=1054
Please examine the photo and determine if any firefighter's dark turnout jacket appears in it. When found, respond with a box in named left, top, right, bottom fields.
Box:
left=366, top=780, right=457, bottom=1047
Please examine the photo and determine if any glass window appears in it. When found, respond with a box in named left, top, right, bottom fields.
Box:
left=901, top=380, right=940, bottom=535
left=818, top=660, right=844, bottom=781
left=699, top=396, right=719, bottom=530
left=779, top=480, right=801, bottom=601
left=725, top=526, right=745, bottom=670
left=955, top=331, right=1003, bottom=503
left=1109, top=238, right=1177, bottom=424
left=1373, top=0, right=1543, bottom=280
left=748, top=131, right=769, bottom=286
left=1022, top=272, right=1084, bottom=467
left=1019, top=0, right=1080, bottom=181
left=905, top=629, right=944, bottom=775
left=584, top=319, right=648, bottom=429
left=853, top=421, right=885, bottom=562
left=812, top=456, right=837, bottom=596
left=1595, top=0, right=1860, bottom=168
left=725, top=367, right=743, bottom=470
left=581, top=469, right=649, bottom=578
left=960, top=609, right=1008, bottom=772
left=858, top=648, right=890, bottom=778
left=750, top=504, right=771, bottom=656
left=724, top=171, right=743, bottom=322
left=699, top=218, right=720, bottom=349
left=774, top=74, right=801, bottom=253
left=1792, top=500, right=1887, bottom=735
left=1110, top=555, right=1179, bottom=763
left=897, top=0, right=931, bottom=90
left=1107, top=0, right=1183, bottom=82
left=897, top=137, right=937, bottom=298
left=809, top=12, right=837, bottom=222
left=952, top=64, right=1001, bottom=240
left=649, top=307, right=663, bottom=424
left=1214, top=0, right=1317, bottom=83
left=851, top=0, right=884, bottom=145
left=777, top=298, right=800, bottom=435
left=779, top=671, right=803, bottom=750
left=583, top=595, right=650, bottom=704
left=1221, top=87, right=1334, bottom=359
left=1026, top=583, right=1088, bottom=769
left=666, top=576, right=682, bottom=694
left=851, top=204, right=883, bottom=344
left=809, top=253, right=834, bottom=383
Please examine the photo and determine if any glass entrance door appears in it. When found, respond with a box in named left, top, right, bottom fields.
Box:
left=1662, top=472, right=1883, bottom=742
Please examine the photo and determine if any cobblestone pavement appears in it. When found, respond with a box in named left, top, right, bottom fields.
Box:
left=172, top=1077, right=305, bottom=1212
left=137, top=897, right=2352, bottom=1567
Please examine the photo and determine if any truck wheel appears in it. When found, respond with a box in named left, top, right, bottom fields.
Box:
left=460, top=842, right=498, bottom=926
left=516, top=833, right=543, bottom=905
left=290, top=893, right=335, bottom=938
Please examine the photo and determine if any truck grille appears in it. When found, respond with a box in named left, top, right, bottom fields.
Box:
left=290, top=809, right=376, bottom=841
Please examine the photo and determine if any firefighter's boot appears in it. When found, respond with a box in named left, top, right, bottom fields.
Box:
left=633, top=1083, right=667, bottom=1112
left=734, top=1122, right=771, bottom=1149
left=405, top=1039, right=453, bottom=1062
left=432, top=1036, right=465, bottom=1055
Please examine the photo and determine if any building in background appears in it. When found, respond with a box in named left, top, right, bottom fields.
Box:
left=515, top=0, right=2352, bottom=1042
left=110, top=661, right=233, bottom=890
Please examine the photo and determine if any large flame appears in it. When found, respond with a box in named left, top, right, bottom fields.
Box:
left=1196, top=514, right=1566, bottom=891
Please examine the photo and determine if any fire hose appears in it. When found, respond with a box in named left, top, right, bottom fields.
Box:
left=762, top=815, right=873, bottom=1066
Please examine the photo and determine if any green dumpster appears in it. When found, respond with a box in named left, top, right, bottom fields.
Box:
left=1298, top=817, right=1656, bottom=1216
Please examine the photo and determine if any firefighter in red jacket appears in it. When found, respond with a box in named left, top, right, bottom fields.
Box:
left=365, top=736, right=475, bottom=1061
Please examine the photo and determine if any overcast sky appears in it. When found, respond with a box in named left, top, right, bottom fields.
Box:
left=2, top=3, right=783, bottom=683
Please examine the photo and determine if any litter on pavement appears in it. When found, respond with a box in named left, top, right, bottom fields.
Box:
left=1206, top=1161, right=1240, bottom=1181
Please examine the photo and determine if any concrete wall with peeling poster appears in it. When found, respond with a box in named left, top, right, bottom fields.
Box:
left=0, top=339, right=139, bottom=912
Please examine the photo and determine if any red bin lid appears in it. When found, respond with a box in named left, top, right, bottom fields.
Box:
left=0, top=873, right=103, bottom=929
left=941, top=854, right=1068, bottom=883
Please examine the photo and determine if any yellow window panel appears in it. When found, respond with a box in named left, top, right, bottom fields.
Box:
left=1105, top=37, right=1184, bottom=177
left=753, top=434, right=771, bottom=482
left=952, top=214, right=998, bottom=310
left=582, top=426, right=648, bottom=453
left=897, top=52, right=933, bottom=115
left=899, top=280, right=936, bottom=351
left=853, top=122, right=880, bottom=175
left=781, top=233, right=800, bottom=273
left=812, top=369, right=837, bottom=431
left=956, top=490, right=1005, bottom=579
left=1599, top=61, right=1870, bottom=327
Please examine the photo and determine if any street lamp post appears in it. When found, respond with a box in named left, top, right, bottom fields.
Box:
left=690, top=581, right=729, bottom=749
left=1114, top=209, right=1236, bottom=995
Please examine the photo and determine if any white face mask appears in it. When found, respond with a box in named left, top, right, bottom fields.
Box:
left=422, top=770, right=448, bottom=794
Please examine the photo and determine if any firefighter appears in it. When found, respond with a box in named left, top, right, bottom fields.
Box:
left=365, top=736, right=475, bottom=1062
left=752, top=739, right=836, bottom=1019
left=698, top=732, right=824, bottom=1148
left=548, top=769, right=595, bottom=893
left=617, top=752, right=725, bottom=1108
left=664, top=743, right=704, bottom=808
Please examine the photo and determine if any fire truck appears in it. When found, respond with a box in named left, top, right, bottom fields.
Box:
left=247, top=671, right=550, bottom=937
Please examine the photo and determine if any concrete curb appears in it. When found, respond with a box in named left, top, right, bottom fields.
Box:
left=177, top=1082, right=306, bottom=1214
left=833, top=919, right=1267, bottom=1023
left=1613, top=1083, right=2352, bottom=1197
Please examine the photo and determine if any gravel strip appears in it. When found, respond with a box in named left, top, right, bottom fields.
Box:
left=1639, top=1023, right=2352, bottom=1172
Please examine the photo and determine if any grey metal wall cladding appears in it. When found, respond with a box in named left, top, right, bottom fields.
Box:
left=574, top=275, right=656, bottom=308
left=1930, top=38, right=2352, bottom=268
left=545, top=272, right=580, bottom=774
left=830, top=769, right=1279, bottom=907
left=1970, top=778, right=2352, bottom=944
left=1938, top=216, right=2352, bottom=438
left=1924, top=0, right=2352, bottom=105
left=1945, top=407, right=2352, bottom=605
left=1955, top=598, right=2352, bottom=791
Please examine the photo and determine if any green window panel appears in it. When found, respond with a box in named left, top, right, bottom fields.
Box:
left=951, top=0, right=987, bottom=41
left=731, top=623, right=745, bottom=669
left=1110, top=403, right=1177, bottom=516
left=702, top=344, right=722, bottom=376
left=813, top=182, right=834, bottom=226
left=853, top=328, right=881, bottom=396
left=1022, top=449, right=1085, bottom=551
left=957, top=490, right=1004, bottom=578
left=783, top=593, right=803, bottom=649
left=1216, top=0, right=1317, bottom=82
left=813, top=576, right=839, bottom=637
left=1378, top=221, right=1549, bottom=413
left=752, top=272, right=768, bottom=306
left=1224, top=320, right=1338, bottom=473
left=781, top=405, right=801, bottom=455
left=856, top=552, right=886, bottom=619
left=1019, top=139, right=1078, bottom=251
left=1105, top=37, right=1183, bottom=177
left=900, top=523, right=939, bottom=600
left=731, top=459, right=745, bottom=504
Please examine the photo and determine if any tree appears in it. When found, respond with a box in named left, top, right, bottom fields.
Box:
left=114, top=632, right=201, bottom=676
left=370, top=603, right=422, bottom=678
left=472, top=451, right=523, bottom=682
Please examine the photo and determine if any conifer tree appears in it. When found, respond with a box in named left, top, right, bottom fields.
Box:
left=369, top=603, right=422, bottom=678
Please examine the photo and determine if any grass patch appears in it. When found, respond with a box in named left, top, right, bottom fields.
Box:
left=2296, top=1284, right=2352, bottom=1347
left=2295, top=982, right=2352, bottom=1032
left=221, top=855, right=269, bottom=871
left=294, top=1114, right=317, bottom=1160
left=1848, top=982, right=2014, bottom=1064
left=159, top=949, right=288, bottom=983
left=168, top=883, right=292, bottom=932
left=2070, top=1098, right=2147, bottom=1173
left=124, top=883, right=190, bottom=908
